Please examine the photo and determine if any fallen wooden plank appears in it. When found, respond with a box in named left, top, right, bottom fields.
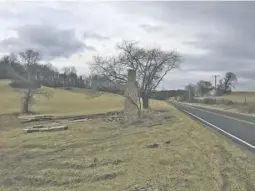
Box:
left=31, top=125, right=44, bottom=128
left=147, top=123, right=162, bottom=127
left=21, top=116, right=53, bottom=123
left=71, top=118, right=88, bottom=122
left=21, top=111, right=123, bottom=123
left=24, top=125, right=68, bottom=133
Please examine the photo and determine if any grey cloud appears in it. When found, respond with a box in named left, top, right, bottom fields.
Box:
left=0, top=24, right=96, bottom=60
left=1, top=5, right=78, bottom=26
left=182, top=53, right=252, bottom=73
left=0, top=9, right=17, bottom=19
left=236, top=70, right=255, bottom=81
left=162, top=2, right=255, bottom=90
left=1, top=2, right=254, bottom=90
left=234, top=79, right=255, bottom=91
left=140, top=24, right=163, bottom=33
left=84, top=32, right=110, bottom=40
left=115, top=2, right=255, bottom=90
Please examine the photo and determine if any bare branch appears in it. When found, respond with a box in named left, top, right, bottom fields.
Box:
left=91, top=40, right=182, bottom=108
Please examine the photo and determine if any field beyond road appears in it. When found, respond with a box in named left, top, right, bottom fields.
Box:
left=192, top=91, right=255, bottom=115
left=227, top=91, right=255, bottom=103
left=0, top=81, right=255, bottom=191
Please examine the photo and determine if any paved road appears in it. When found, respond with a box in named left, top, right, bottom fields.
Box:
left=172, top=102, right=255, bottom=150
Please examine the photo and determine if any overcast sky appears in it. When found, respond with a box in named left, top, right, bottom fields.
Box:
left=0, top=1, right=255, bottom=91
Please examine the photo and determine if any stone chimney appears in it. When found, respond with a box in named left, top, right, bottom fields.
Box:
left=124, top=69, right=139, bottom=120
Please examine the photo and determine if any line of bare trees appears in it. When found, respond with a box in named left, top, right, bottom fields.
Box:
left=184, top=72, right=238, bottom=100
left=0, top=49, right=85, bottom=88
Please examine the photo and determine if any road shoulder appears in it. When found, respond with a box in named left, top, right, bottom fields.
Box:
left=178, top=101, right=255, bottom=117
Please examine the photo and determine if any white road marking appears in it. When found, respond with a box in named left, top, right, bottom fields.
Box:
left=176, top=102, right=255, bottom=126
left=180, top=108, right=255, bottom=150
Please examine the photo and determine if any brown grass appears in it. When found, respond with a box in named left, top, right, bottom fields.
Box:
left=193, top=96, right=255, bottom=115
left=0, top=80, right=170, bottom=117
left=219, top=91, right=255, bottom=103
left=1, top=80, right=255, bottom=190
left=1, top=105, right=255, bottom=191
left=0, top=80, right=124, bottom=116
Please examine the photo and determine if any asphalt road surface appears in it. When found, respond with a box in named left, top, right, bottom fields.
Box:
left=172, top=102, right=255, bottom=150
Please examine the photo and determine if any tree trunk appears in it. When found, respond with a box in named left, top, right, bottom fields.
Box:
left=142, top=95, right=149, bottom=109
left=21, top=89, right=31, bottom=114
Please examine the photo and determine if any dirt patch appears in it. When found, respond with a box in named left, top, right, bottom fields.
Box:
left=92, top=171, right=125, bottom=182
left=146, top=143, right=159, bottom=148
left=118, top=109, right=173, bottom=128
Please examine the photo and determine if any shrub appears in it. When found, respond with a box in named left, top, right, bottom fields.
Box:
left=9, top=80, right=41, bottom=89
left=225, top=100, right=234, bottom=105
left=203, top=98, right=216, bottom=105
left=243, top=104, right=255, bottom=114
left=219, top=99, right=234, bottom=105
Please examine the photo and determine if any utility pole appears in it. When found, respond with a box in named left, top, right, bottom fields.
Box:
left=212, top=75, right=220, bottom=92
left=188, top=83, right=191, bottom=101
left=212, top=75, right=220, bottom=101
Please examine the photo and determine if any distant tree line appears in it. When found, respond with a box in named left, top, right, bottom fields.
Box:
left=0, top=49, right=86, bottom=88
left=150, top=90, right=186, bottom=100
left=0, top=48, right=132, bottom=95
left=86, top=74, right=125, bottom=95
left=184, top=72, right=238, bottom=101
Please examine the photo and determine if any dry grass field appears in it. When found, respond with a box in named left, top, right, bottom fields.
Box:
left=0, top=80, right=169, bottom=116
left=221, top=91, right=255, bottom=103
left=0, top=80, right=124, bottom=116
left=191, top=91, right=255, bottom=115
left=1, top=80, right=255, bottom=191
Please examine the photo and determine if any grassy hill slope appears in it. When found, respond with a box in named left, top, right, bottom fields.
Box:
left=0, top=80, right=169, bottom=116
left=1, top=80, right=255, bottom=191
left=1, top=105, right=255, bottom=191
left=0, top=80, right=124, bottom=115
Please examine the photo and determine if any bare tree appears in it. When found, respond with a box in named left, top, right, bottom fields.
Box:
left=21, top=88, right=52, bottom=114
left=62, top=66, right=76, bottom=76
left=91, top=40, right=181, bottom=108
left=222, top=72, right=237, bottom=90
left=197, top=80, right=213, bottom=97
left=19, top=49, right=40, bottom=81
left=19, top=49, right=40, bottom=65
left=4, top=61, right=52, bottom=114
left=17, top=49, right=53, bottom=114
left=184, top=83, right=196, bottom=101
left=217, top=72, right=237, bottom=95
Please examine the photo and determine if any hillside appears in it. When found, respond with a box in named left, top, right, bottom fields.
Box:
left=0, top=80, right=124, bottom=116
left=0, top=80, right=170, bottom=116
left=1, top=80, right=255, bottom=191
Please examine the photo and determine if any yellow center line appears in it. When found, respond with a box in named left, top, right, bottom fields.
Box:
left=178, top=103, right=255, bottom=126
